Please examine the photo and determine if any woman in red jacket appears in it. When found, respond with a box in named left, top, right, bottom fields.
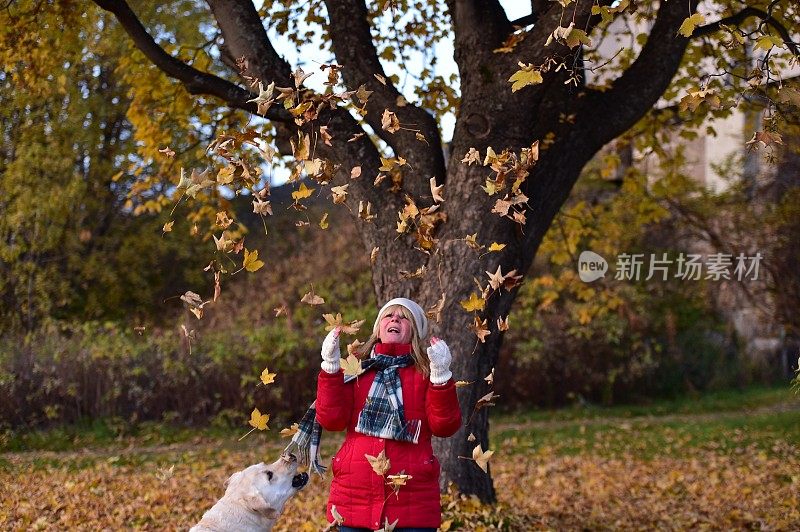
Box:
left=316, top=297, right=461, bottom=531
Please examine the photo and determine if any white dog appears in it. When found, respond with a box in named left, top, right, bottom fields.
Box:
left=190, top=452, right=309, bottom=532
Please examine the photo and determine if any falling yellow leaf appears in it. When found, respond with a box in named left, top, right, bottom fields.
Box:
left=291, top=182, right=315, bottom=201
left=461, top=147, right=480, bottom=165
left=381, top=109, right=400, bottom=133
left=386, top=473, right=413, bottom=491
left=488, top=242, right=506, bottom=252
left=291, top=133, right=310, bottom=160
left=486, top=265, right=506, bottom=291
left=248, top=408, right=270, bottom=431
left=346, top=339, right=364, bottom=357
left=217, top=165, right=235, bottom=185
left=301, top=289, right=325, bottom=306
left=365, top=450, right=391, bottom=476
left=331, top=184, right=349, bottom=204
left=323, top=313, right=365, bottom=334
left=162, top=221, right=174, bottom=233
left=455, top=380, right=474, bottom=388
left=351, top=166, right=362, bottom=179
left=340, top=354, right=365, bottom=377
left=259, top=367, right=277, bottom=385
left=475, top=390, right=500, bottom=409
left=429, top=177, right=444, bottom=203
left=319, top=212, right=329, bottom=229
left=509, top=64, right=543, bottom=92
left=460, top=292, right=486, bottom=312
left=472, top=444, right=494, bottom=473
left=370, top=246, right=379, bottom=264
left=470, top=316, right=491, bottom=343
left=497, top=316, right=510, bottom=331
left=243, top=248, right=265, bottom=272
left=280, top=423, right=299, bottom=438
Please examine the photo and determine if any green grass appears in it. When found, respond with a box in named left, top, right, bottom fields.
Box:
left=3, top=385, right=796, bottom=457
left=496, top=409, right=800, bottom=458
left=1, top=417, right=234, bottom=453
left=493, top=384, right=795, bottom=425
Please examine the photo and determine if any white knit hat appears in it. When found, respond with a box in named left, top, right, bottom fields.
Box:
left=374, top=297, right=429, bottom=339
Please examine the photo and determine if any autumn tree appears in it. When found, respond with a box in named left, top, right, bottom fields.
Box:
left=67, top=0, right=800, bottom=501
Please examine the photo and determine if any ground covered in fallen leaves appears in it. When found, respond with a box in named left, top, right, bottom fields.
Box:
left=3, top=390, right=799, bottom=530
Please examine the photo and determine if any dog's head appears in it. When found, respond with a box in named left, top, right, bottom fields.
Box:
left=225, top=453, right=310, bottom=520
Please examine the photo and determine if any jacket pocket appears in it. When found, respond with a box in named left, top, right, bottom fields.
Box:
left=332, top=441, right=351, bottom=477
left=409, top=455, right=439, bottom=484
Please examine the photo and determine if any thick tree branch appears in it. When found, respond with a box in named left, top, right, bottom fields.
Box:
left=694, top=6, right=800, bottom=57
left=445, top=0, right=512, bottom=76
left=582, top=0, right=700, bottom=150
left=204, top=0, right=293, bottom=86
left=324, top=0, right=446, bottom=189
left=91, top=0, right=291, bottom=122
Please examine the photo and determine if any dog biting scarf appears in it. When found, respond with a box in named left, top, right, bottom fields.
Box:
left=284, top=352, right=421, bottom=475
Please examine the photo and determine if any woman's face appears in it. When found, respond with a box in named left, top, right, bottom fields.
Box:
left=378, top=307, right=413, bottom=344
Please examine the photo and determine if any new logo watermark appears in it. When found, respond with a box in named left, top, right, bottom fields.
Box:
left=578, top=251, right=762, bottom=283
left=578, top=251, right=608, bottom=282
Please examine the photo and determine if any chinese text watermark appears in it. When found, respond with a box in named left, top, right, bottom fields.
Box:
left=578, top=251, right=762, bottom=283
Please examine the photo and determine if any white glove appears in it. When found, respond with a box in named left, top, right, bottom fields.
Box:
left=427, top=337, right=453, bottom=385
left=320, top=327, right=342, bottom=374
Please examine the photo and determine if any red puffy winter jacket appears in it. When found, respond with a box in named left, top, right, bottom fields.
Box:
left=315, top=342, right=461, bottom=529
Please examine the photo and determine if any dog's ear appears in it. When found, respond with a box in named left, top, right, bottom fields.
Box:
left=243, top=490, right=279, bottom=519
left=224, top=471, right=243, bottom=489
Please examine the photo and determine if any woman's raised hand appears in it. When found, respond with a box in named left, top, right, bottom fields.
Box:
left=427, top=337, right=453, bottom=385
left=320, top=326, right=342, bottom=374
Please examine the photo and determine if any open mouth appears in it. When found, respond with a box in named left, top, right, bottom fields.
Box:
left=292, top=472, right=309, bottom=489
left=387, top=326, right=400, bottom=333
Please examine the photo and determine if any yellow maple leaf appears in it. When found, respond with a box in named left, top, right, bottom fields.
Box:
left=365, top=449, right=391, bottom=476
left=509, top=65, right=543, bottom=92
left=291, top=182, right=315, bottom=201
left=259, top=367, right=277, bottom=385
left=460, top=292, right=486, bottom=312
left=243, top=248, right=265, bottom=272
left=340, top=354, right=365, bottom=377
left=488, top=242, right=506, bottom=252
left=248, top=408, right=270, bottom=431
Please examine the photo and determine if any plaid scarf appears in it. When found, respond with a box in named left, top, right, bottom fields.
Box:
left=284, top=350, right=421, bottom=475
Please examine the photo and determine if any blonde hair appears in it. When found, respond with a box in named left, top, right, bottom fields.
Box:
left=359, top=304, right=430, bottom=377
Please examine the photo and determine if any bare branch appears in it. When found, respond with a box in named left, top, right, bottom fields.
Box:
left=91, top=0, right=291, bottom=122
left=324, top=0, right=446, bottom=187
left=694, top=6, right=800, bottom=57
